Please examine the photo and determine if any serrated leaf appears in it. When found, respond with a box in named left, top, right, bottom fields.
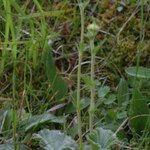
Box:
left=33, top=129, right=77, bottom=150
left=21, top=113, right=66, bottom=132
left=45, top=49, right=68, bottom=101
left=104, top=94, right=116, bottom=105
left=65, top=98, right=90, bottom=114
left=105, top=109, right=117, bottom=123
left=125, top=67, right=150, bottom=79
left=81, top=75, right=95, bottom=89
left=98, top=86, right=110, bottom=98
left=117, top=78, right=129, bottom=107
left=77, top=42, right=86, bottom=52
left=129, top=90, right=150, bottom=134
left=117, top=111, right=127, bottom=119
left=87, top=127, right=117, bottom=150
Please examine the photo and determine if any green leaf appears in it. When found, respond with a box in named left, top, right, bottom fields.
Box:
left=65, top=98, right=90, bottom=114
left=87, top=127, right=117, bottom=150
left=33, top=129, right=77, bottom=150
left=129, top=90, right=150, bottom=135
left=77, top=42, right=86, bottom=53
left=98, top=86, right=110, bottom=98
left=117, top=78, right=129, bottom=107
left=105, top=109, right=117, bottom=123
left=125, top=67, right=150, bottom=79
left=66, top=126, right=78, bottom=139
left=0, top=109, right=13, bottom=133
left=21, top=113, right=66, bottom=132
left=45, top=49, right=68, bottom=101
left=0, top=143, right=30, bottom=150
left=81, top=75, right=96, bottom=89
left=117, top=111, right=127, bottom=119
left=104, top=94, right=116, bottom=105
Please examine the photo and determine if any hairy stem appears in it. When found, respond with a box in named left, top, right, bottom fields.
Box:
left=89, top=39, right=95, bottom=133
left=77, top=52, right=83, bottom=149
left=77, top=3, right=85, bottom=150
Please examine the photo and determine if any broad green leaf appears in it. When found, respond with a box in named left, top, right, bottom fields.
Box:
left=21, top=113, right=65, bottom=132
left=45, top=48, right=68, bottom=101
left=33, top=129, right=77, bottom=150
left=105, top=109, right=117, bottom=123
left=0, top=143, right=30, bottom=150
left=117, top=111, right=127, bottom=119
left=0, top=110, right=8, bottom=133
left=0, top=109, right=13, bottom=133
left=65, top=98, right=90, bottom=114
left=129, top=90, right=150, bottom=135
left=125, top=67, right=150, bottom=79
left=87, top=127, right=117, bottom=150
left=104, top=94, right=116, bottom=105
left=117, top=78, right=129, bottom=107
left=98, top=86, right=110, bottom=98
left=67, top=126, right=78, bottom=139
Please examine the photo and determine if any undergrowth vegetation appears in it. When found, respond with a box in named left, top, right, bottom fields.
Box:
left=0, top=0, right=150, bottom=150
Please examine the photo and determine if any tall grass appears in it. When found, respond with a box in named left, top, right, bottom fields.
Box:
left=1, top=0, right=11, bottom=76
left=2, top=0, right=18, bottom=147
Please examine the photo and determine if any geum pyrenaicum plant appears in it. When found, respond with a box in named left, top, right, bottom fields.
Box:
left=1, top=0, right=149, bottom=149
left=87, top=22, right=100, bottom=133
left=76, top=0, right=89, bottom=149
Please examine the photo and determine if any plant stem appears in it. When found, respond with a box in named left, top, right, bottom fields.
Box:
left=80, top=8, right=84, bottom=44
left=77, top=2, right=85, bottom=150
left=77, top=51, right=83, bottom=149
left=89, top=39, right=95, bottom=133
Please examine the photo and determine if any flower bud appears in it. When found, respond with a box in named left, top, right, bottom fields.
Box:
left=87, top=23, right=99, bottom=38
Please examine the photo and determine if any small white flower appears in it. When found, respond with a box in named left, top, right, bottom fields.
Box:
left=87, top=23, right=100, bottom=38
left=87, top=23, right=99, bottom=32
